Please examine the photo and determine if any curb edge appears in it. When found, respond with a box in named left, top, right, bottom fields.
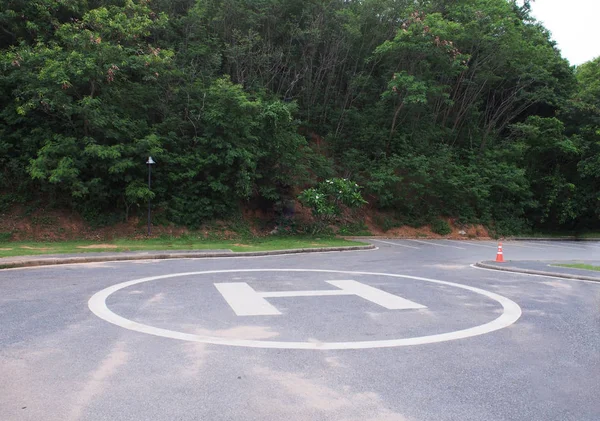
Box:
left=0, top=244, right=376, bottom=270
left=474, top=262, right=600, bottom=282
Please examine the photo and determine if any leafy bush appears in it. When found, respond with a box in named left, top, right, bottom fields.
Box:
left=298, top=178, right=367, bottom=233
left=274, top=218, right=335, bottom=236
left=338, top=221, right=371, bottom=236
left=374, top=215, right=401, bottom=232
left=489, top=218, right=532, bottom=238
left=431, top=219, right=452, bottom=236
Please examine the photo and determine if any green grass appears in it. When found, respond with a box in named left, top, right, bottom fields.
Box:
left=578, top=232, right=600, bottom=239
left=555, top=263, right=600, bottom=272
left=0, top=236, right=366, bottom=259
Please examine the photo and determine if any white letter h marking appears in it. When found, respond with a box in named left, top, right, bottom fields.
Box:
left=214, top=280, right=426, bottom=316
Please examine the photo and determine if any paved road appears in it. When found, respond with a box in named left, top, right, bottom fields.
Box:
left=478, top=259, right=600, bottom=281
left=1, top=240, right=599, bottom=421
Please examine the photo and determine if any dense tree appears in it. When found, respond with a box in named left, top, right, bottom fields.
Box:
left=0, top=0, right=598, bottom=232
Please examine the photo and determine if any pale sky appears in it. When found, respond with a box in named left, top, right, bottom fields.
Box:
left=528, top=0, right=600, bottom=66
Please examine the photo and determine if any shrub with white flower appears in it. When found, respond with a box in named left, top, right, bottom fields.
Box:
left=298, top=178, right=367, bottom=231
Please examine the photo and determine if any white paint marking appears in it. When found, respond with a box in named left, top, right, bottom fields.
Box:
left=216, top=280, right=425, bottom=315
left=406, top=239, right=466, bottom=250
left=369, top=239, right=420, bottom=249
left=534, top=241, right=588, bottom=250
left=445, top=240, right=497, bottom=249
left=214, top=283, right=281, bottom=316
left=326, top=280, right=426, bottom=310
left=260, top=290, right=349, bottom=298
left=88, top=269, right=522, bottom=350
left=501, top=242, right=545, bottom=250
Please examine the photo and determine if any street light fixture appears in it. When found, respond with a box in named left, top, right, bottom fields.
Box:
left=146, top=156, right=155, bottom=236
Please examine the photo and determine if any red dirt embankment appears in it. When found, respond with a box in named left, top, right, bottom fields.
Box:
left=0, top=206, right=490, bottom=241
left=0, top=208, right=188, bottom=241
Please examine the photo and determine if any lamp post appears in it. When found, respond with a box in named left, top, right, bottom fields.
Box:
left=146, top=156, right=155, bottom=236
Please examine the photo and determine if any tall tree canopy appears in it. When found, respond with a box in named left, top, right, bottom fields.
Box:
left=0, top=0, right=598, bottom=232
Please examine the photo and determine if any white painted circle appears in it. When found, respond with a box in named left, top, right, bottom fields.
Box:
left=88, top=269, right=522, bottom=350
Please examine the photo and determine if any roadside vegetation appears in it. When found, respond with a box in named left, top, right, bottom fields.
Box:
left=1, top=0, right=599, bottom=238
left=0, top=236, right=365, bottom=259
left=555, top=264, right=600, bottom=273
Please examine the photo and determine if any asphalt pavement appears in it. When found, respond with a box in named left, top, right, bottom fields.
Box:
left=1, top=240, right=599, bottom=421
left=477, top=259, right=600, bottom=281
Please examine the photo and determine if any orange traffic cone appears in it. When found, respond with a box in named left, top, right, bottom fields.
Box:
left=496, top=242, right=505, bottom=263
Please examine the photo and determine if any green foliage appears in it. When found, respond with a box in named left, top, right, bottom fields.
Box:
left=0, top=193, right=23, bottom=213
left=374, top=215, right=401, bottom=233
left=338, top=222, right=371, bottom=236
left=298, top=178, right=367, bottom=232
left=224, top=216, right=254, bottom=238
left=273, top=218, right=335, bottom=237
left=430, top=219, right=452, bottom=236
left=299, top=178, right=367, bottom=218
left=0, top=232, right=13, bottom=242
left=160, top=77, right=308, bottom=227
left=490, top=217, right=532, bottom=238
left=0, top=0, right=598, bottom=233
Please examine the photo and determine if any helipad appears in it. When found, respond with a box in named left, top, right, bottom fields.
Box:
left=89, top=268, right=522, bottom=350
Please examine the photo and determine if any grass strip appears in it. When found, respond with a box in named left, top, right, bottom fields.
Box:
left=554, top=263, right=600, bottom=272
left=0, top=236, right=365, bottom=258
